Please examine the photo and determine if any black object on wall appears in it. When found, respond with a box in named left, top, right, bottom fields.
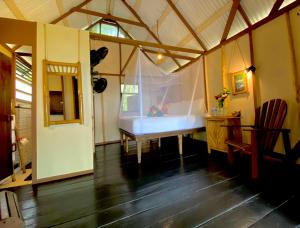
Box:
left=90, top=47, right=109, bottom=93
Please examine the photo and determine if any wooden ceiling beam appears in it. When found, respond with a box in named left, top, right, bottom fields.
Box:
left=166, top=0, right=207, bottom=51
left=221, top=0, right=241, bottom=42
left=85, top=18, right=102, bottom=30
left=90, top=33, right=204, bottom=54
left=121, top=0, right=182, bottom=67
left=55, top=0, right=69, bottom=26
left=237, top=4, right=251, bottom=27
left=75, top=8, right=144, bottom=27
left=206, top=0, right=300, bottom=55
left=16, top=52, right=32, bottom=57
left=176, top=1, right=232, bottom=48
left=173, top=55, right=202, bottom=73
left=121, top=46, right=137, bottom=74
left=3, top=0, right=26, bottom=20
left=50, top=0, right=93, bottom=24
left=269, top=0, right=285, bottom=17
left=143, top=48, right=196, bottom=60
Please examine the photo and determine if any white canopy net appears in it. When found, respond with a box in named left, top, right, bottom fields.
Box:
left=119, top=49, right=207, bottom=134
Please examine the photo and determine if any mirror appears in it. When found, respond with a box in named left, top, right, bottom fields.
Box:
left=43, top=60, right=83, bottom=126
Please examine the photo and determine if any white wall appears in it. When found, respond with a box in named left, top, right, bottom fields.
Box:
left=36, top=23, right=93, bottom=180
left=91, top=40, right=135, bottom=144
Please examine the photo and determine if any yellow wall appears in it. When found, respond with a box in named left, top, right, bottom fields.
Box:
left=36, top=23, right=94, bottom=179
left=205, top=12, right=300, bottom=153
left=253, top=13, right=300, bottom=152
left=205, top=34, right=255, bottom=143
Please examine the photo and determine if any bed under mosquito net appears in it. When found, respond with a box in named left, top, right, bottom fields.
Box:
left=119, top=50, right=207, bottom=163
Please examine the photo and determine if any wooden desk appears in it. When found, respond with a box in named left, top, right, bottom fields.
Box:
left=206, top=116, right=241, bottom=154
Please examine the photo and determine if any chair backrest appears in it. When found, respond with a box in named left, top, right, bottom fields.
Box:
left=254, top=99, right=287, bottom=153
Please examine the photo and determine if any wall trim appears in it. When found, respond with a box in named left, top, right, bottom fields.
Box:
left=34, top=169, right=94, bottom=185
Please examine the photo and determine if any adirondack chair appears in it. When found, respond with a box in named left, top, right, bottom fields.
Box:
left=224, top=99, right=292, bottom=179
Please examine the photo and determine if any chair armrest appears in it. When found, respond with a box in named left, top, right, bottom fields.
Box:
left=243, top=128, right=290, bottom=133
left=221, top=124, right=255, bottom=128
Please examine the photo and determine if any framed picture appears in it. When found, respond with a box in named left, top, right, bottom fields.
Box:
left=230, top=70, right=248, bottom=95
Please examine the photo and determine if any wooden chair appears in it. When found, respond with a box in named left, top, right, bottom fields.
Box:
left=224, top=99, right=293, bottom=180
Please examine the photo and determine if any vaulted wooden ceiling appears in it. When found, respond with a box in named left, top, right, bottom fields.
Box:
left=0, top=0, right=299, bottom=72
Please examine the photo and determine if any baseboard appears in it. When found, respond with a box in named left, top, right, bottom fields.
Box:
left=34, top=169, right=94, bottom=185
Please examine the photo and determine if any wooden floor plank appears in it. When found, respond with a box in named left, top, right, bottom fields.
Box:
left=6, top=138, right=298, bottom=227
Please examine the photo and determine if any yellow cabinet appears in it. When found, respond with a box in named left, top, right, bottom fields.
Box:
left=206, top=116, right=241, bottom=154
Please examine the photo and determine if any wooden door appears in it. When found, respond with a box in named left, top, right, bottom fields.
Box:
left=0, top=52, right=13, bottom=180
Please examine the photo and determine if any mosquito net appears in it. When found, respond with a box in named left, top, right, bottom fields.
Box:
left=119, top=49, right=207, bottom=134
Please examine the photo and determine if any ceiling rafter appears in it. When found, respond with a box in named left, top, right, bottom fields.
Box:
left=75, top=8, right=144, bottom=27
left=50, top=0, right=93, bottom=24
left=176, top=1, right=232, bottom=48
left=116, top=22, right=157, bottom=67
left=237, top=4, right=251, bottom=27
left=122, top=0, right=142, bottom=35
left=3, top=0, right=26, bottom=20
left=166, top=0, right=207, bottom=51
left=85, top=4, right=93, bottom=27
left=121, top=0, right=181, bottom=67
left=207, top=0, right=300, bottom=55
left=143, top=48, right=196, bottom=60
left=269, top=0, right=285, bottom=17
left=221, top=0, right=241, bottom=42
left=55, top=0, right=69, bottom=26
left=90, top=33, right=203, bottom=54
left=86, top=18, right=102, bottom=30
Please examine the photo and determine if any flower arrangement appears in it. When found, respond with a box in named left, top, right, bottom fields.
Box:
left=215, top=88, right=230, bottom=108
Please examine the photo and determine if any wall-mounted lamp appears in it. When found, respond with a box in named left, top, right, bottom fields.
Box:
left=244, top=65, right=256, bottom=73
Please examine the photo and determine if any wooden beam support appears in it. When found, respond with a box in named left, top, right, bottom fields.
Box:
left=206, top=0, right=300, bottom=55
left=93, top=72, right=125, bottom=77
left=143, top=48, right=196, bottom=61
left=90, top=33, right=204, bottom=54
left=121, top=0, right=181, bottom=67
left=238, top=5, right=251, bottom=27
left=86, top=18, right=102, bottom=30
left=50, top=0, right=93, bottom=24
left=269, top=0, right=285, bottom=17
left=75, top=8, right=144, bottom=27
left=221, top=0, right=241, bottom=42
left=16, top=52, right=32, bottom=57
left=121, top=47, right=137, bottom=74
left=176, top=2, right=232, bottom=48
left=166, top=0, right=207, bottom=51
left=173, top=55, right=202, bottom=73
left=3, top=0, right=26, bottom=20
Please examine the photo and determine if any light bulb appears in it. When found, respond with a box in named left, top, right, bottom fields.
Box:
left=157, top=53, right=163, bottom=60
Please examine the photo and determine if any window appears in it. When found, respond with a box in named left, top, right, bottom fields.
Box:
left=89, top=19, right=129, bottom=39
left=15, top=57, right=32, bottom=102
left=121, top=84, right=138, bottom=112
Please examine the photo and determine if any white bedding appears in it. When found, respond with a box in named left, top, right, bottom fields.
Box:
left=119, top=115, right=204, bottom=135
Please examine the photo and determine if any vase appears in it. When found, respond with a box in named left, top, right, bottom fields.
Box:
left=217, top=106, right=225, bottom=116
left=217, top=100, right=225, bottom=116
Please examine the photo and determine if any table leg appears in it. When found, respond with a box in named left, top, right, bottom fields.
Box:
left=137, top=140, right=142, bottom=164
left=178, top=134, right=183, bottom=155
left=125, top=136, right=129, bottom=153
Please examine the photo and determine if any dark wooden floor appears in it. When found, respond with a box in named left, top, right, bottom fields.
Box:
left=13, top=137, right=300, bottom=227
